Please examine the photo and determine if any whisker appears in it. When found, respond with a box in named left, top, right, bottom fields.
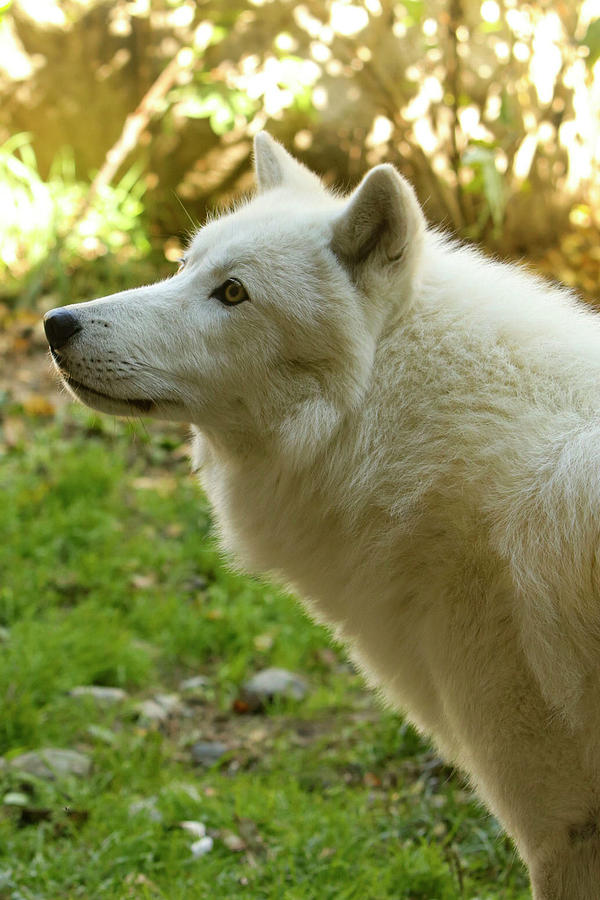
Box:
left=172, top=191, right=199, bottom=232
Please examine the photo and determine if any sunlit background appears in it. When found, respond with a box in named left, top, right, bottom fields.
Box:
left=1, top=0, right=600, bottom=306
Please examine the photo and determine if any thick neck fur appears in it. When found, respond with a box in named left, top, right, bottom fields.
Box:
left=195, top=230, right=600, bottom=729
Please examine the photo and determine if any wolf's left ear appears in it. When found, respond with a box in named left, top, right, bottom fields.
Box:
left=254, top=132, right=324, bottom=194
left=331, top=165, right=425, bottom=282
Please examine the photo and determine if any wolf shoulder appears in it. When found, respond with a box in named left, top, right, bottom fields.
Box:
left=374, top=231, right=600, bottom=441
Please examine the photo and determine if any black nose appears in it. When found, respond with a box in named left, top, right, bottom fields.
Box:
left=43, top=307, right=82, bottom=349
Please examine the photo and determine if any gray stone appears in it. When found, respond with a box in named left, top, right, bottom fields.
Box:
left=10, top=748, right=92, bottom=780
left=134, top=693, right=181, bottom=723
left=179, top=676, right=209, bottom=694
left=2, top=791, right=28, bottom=806
left=128, top=796, right=162, bottom=822
left=190, top=740, right=228, bottom=766
left=190, top=835, right=213, bottom=857
left=134, top=699, right=169, bottom=723
left=241, top=668, right=308, bottom=710
left=69, top=686, right=128, bottom=705
left=153, top=693, right=181, bottom=714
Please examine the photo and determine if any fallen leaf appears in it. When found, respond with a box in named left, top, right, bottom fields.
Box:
left=132, top=476, right=177, bottom=495
left=130, top=574, right=156, bottom=590
left=62, top=807, right=90, bottom=828
left=165, top=523, right=184, bottom=537
left=22, top=395, right=55, bottom=417
left=123, top=872, right=161, bottom=895
left=2, top=416, right=25, bottom=447
left=363, top=772, right=382, bottom=787
left=253, top=633, right=273, bottom=652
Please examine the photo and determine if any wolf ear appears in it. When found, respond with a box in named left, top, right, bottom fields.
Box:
left=331, top=165, right=425, bottom=278
left=254, top=132, right=324, bottom=194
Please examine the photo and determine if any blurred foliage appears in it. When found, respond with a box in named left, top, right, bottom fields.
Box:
left=0, top=132, right=149, bottom=295
left=0, top=0, right=599, bottom=303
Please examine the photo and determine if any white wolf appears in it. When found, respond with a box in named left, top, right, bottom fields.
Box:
left=44, top=133, right=600, bottom=898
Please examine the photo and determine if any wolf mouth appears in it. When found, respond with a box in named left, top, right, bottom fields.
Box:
left=51, top=350, right=156, bottom=413
left=65, top=373, right=156, bottom=413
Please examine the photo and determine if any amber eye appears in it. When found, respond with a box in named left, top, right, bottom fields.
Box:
left=212, top=278, right=249, bottom=306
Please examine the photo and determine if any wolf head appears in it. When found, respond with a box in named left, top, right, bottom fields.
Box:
left=44, top=134, right=425, bottom=463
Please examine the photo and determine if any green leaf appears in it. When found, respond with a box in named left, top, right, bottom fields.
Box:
left=581, top=19, right=600, bottom=67
left=462, top=145, right=506, bottom=235
left=402, top=0, right=424, bottom=26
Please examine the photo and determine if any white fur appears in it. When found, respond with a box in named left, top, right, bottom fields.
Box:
left=47, top=134, right=600, bottom=898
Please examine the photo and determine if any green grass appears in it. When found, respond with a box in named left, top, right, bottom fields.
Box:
left=0, top=402, right=530, bottom=899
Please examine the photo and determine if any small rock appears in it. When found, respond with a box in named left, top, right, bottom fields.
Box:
left=190, top=741, right=227, bottom=766
left=129, top=797, right=162, bottom=822
left=179, top=820, right=206, bottom=838
left=155, top=693, right=182, bottom=713
left=134, top=693, right=181, bottom=724
left=3, top=792, right=28, bottom=806
left=134, top=699, right=168, bottom=723
left=222, top=831, right=246, bottom=852
left=239, top=668, right=308, bottom=712
left=69, top=686, right=128, bottom=705
left=10, top=749, right=92, bottom=780
left=179, top=676, right=209, bottom=694
left=191, top=836, right=214, bottom=858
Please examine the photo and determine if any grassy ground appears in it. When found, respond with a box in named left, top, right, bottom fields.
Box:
left=0, top=358, right=531, bottom=899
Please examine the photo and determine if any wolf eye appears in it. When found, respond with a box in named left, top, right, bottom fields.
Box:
left=176, top=257, right=186, bottom=273
left=212, top=278, right=249, bottom=306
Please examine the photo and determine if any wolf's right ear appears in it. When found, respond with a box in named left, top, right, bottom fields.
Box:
left=331, top=165, right=425, bottom=288
left=254, top=132, right=324, bottom=194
